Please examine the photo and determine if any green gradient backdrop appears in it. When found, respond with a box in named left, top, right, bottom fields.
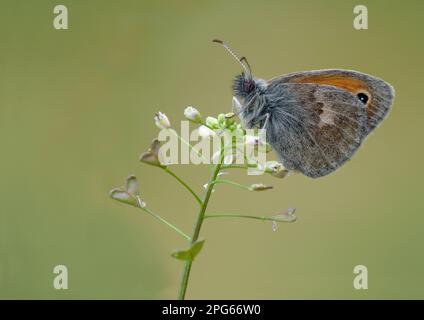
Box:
left=0, top=0, right=423, bottom=299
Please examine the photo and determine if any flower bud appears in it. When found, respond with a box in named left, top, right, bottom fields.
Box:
left=205, top=116, right=219, bottom=129
left=266, top=161, right=289, bottom=178
left=198, top=125, right=216, bottom=139
left=154, top=111, right=171, bottom=129
left=217, top=113, right=226, bottom=126
left=225, top=113, right=235, bottom=126
left=249, top=183, right=273, bottom=191
left=184, top=106, right=202, bottom=123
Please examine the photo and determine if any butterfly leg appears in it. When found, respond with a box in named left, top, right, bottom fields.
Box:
left=232, top=96, right=242, bottom=113
left=231, top=94, right=258, bottom=117
left=261, top=113, right=270, bottom=130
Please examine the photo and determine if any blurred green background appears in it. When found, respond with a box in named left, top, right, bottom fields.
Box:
left=0, top=0, right=423, bottom=299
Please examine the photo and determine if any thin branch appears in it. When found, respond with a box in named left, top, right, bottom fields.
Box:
left=221, top=163, right=259, bottom=170
left=204, top=213, right=291, bottom=223
left=164, top=167, right=202, bottom=205
left=209, top=179, right=251, bottom=191
left=141, top=206, right=191, bottom=241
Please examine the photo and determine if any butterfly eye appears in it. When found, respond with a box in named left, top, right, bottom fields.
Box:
left=357, top=92, right=369, bottom=104
left=243, top=80, right=254, bottom=93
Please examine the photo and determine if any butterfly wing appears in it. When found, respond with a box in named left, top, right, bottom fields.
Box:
left=264, top=82, right=369, bottom=178
left=263, top=70, right=395, bottom=178
left=268, top=69, right=395, bottom=135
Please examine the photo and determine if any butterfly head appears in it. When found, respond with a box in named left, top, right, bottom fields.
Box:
left=233, top=73, right=254, bottom=95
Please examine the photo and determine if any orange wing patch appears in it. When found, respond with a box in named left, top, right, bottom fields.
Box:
left=288, top=74, right=370, bottom=94
left=287, top=74, right=367, bottom=92
left=287, top=74, right=372, bottom=111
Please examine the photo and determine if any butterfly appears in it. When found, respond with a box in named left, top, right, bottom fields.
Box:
left=214, top=39, right=395, bottom=178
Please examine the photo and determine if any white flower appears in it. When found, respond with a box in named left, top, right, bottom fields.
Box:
left=154, top=111, right=171, bottom=129
left=184, top=106, right=202, bottom=123
left=198, top=125, right=216, bottom=139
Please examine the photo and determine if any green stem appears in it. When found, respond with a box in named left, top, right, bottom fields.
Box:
left=209, top=179, right=251, bottom=191
left=205, top=213, right=286, bottom=222
left=164, top=167, right=202, bottom=205
left=177, top=139, right=224, bottom=300
left=221, top=163, right=259, bottom=170
left=222, top=163, right=278, bottom=175
left=141, top=206, right=191, bottom=241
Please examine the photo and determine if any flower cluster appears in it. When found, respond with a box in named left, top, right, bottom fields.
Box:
left=109, top=105, right=296, bottom=300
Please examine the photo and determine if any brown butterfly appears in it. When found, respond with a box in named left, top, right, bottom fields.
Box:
left=214, top=39, right=395, bottom=178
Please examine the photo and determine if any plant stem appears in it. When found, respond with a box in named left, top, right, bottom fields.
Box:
left=164, top=167, right=202, bottom=205
left=209, top=179, right=251, bottom=191
left=177, top=140, right=224, bottom=300
left=204, top=213, right=288, bottom=222
left=141, top=207, right=191, bottom=241
left=222, top=163, right=280, bottom=176
left=221, top=163, right=259, bottom=170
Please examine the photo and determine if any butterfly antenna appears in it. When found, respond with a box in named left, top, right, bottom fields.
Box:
left=240, top=56, right=252, bottom=76
left=213, top=39, right=252, bottom=78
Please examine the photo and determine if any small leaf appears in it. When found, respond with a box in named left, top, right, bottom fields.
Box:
left=171, top=250, right=191, bottom=261
left=171, top=239, right=205, bottom=261
left=109, top=188, right=139, bottom=207
left=272, top=208, right=297, bottom=222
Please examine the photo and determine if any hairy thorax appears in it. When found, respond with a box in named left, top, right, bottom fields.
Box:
left=233, top=74, right=269, bottom=129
